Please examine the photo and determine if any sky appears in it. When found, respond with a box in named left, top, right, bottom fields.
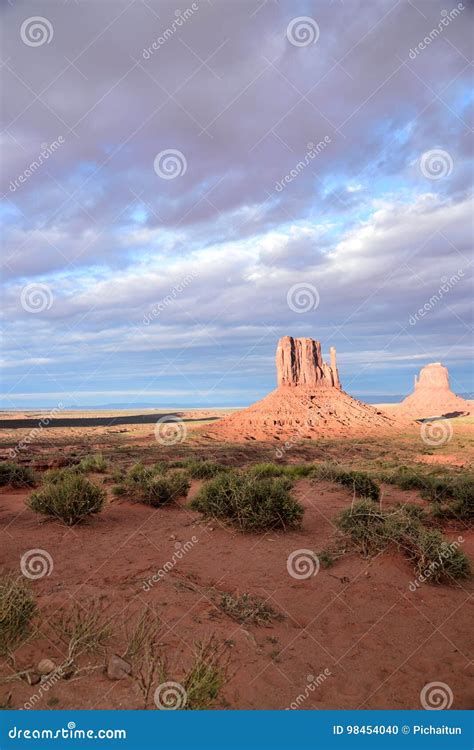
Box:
left=1, top=0, right=473, bottom=408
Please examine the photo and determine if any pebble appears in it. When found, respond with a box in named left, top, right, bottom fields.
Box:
left=37, top=659, right=55, bottom=675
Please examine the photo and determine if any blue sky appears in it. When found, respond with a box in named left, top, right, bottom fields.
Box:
left=1, top=0, right=473, bottom=408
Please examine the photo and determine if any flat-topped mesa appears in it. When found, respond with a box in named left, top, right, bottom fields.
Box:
left=276, top=336, right=341, bottom=389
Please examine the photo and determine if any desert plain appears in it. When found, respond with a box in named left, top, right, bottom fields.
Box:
left=1, top=342, right=473, bottom=712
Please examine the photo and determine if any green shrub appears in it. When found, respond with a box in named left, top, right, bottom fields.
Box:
left=381, top=466, right=433, bottom=492
left=334, top=500, right=471, bottom=583
left=43, top=466, right=81, bottom=484
left=137, top=471, right=190, bottom=507
left=247, top=463, right=286, bottom=479
left=0, top=462, right=36, bottom=488
left=190, top=470, right=303, bottom=532
left=27, top=474, right=106, bottom=525
left=119, top=464, right=190, bottom=506
left=407, top=528, right=471, bottom=584
left=425, top=476, right=474, bottom=522
left=0, top=574, right=36, bottom=653
left=78, top=453, right=108, bottom=473
left=247, top=463, right=314, bottom=480
left=313, top=463, right=380, bottom=501
left=185, top=460, right=228, bottom=480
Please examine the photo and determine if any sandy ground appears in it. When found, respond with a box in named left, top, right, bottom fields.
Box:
left=1, top=408, right=473, bottom=710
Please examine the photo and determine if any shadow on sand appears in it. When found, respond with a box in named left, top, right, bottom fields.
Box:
left=0, top=413, right=219, bottom=430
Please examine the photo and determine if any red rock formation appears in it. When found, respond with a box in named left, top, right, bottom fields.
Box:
left=203, top=336, right=396, bottom=441
left=396, top=362, right=471, bottom=419
left=276, top=336, right=340, bottom=388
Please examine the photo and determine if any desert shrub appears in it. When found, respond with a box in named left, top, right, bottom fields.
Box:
left=78, top=453, right=108, bottom=473
left=219, top=592, right=281, bottom=625
left=0, top=574, right=36, bottom=653
left=406, top=528, right=470, bottom=584
left=247, top=463, right=314, bottom=480
left=184, top=460, right=228, bottom=480
left=119, top=465, right=190, bottom=506
left=381, top=466, right=433, bottom=492
left=334, top=501, right=471, bottom=583
left=0, top=462, right=36, bottom=488
left=313, top=463, right=380, bottom=501
left=247, top=463, right=286, bottom=479
left=54, top=601, right=112, bottom=659
left=27, top=473, right=106, bottom=525
left=138, top=471, right=190, bottom=507
left=43, top=466, right=81, bottom=484
left=425, top=476, right=474, bottom=522
left=183, top=636, right=226, bottom=710
left=111, top=484, right=126, bottom=496
left=335, top=500, right=391, bottom=555
left=190, top=470, right=303, bottom=532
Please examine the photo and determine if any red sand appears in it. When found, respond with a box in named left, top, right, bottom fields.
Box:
left=1, top=479, right=472, bottom=710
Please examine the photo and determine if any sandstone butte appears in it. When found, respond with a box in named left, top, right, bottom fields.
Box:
left=203, top=336, right=396, bottom=442
left=394, top=362, right=471, bottom=420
